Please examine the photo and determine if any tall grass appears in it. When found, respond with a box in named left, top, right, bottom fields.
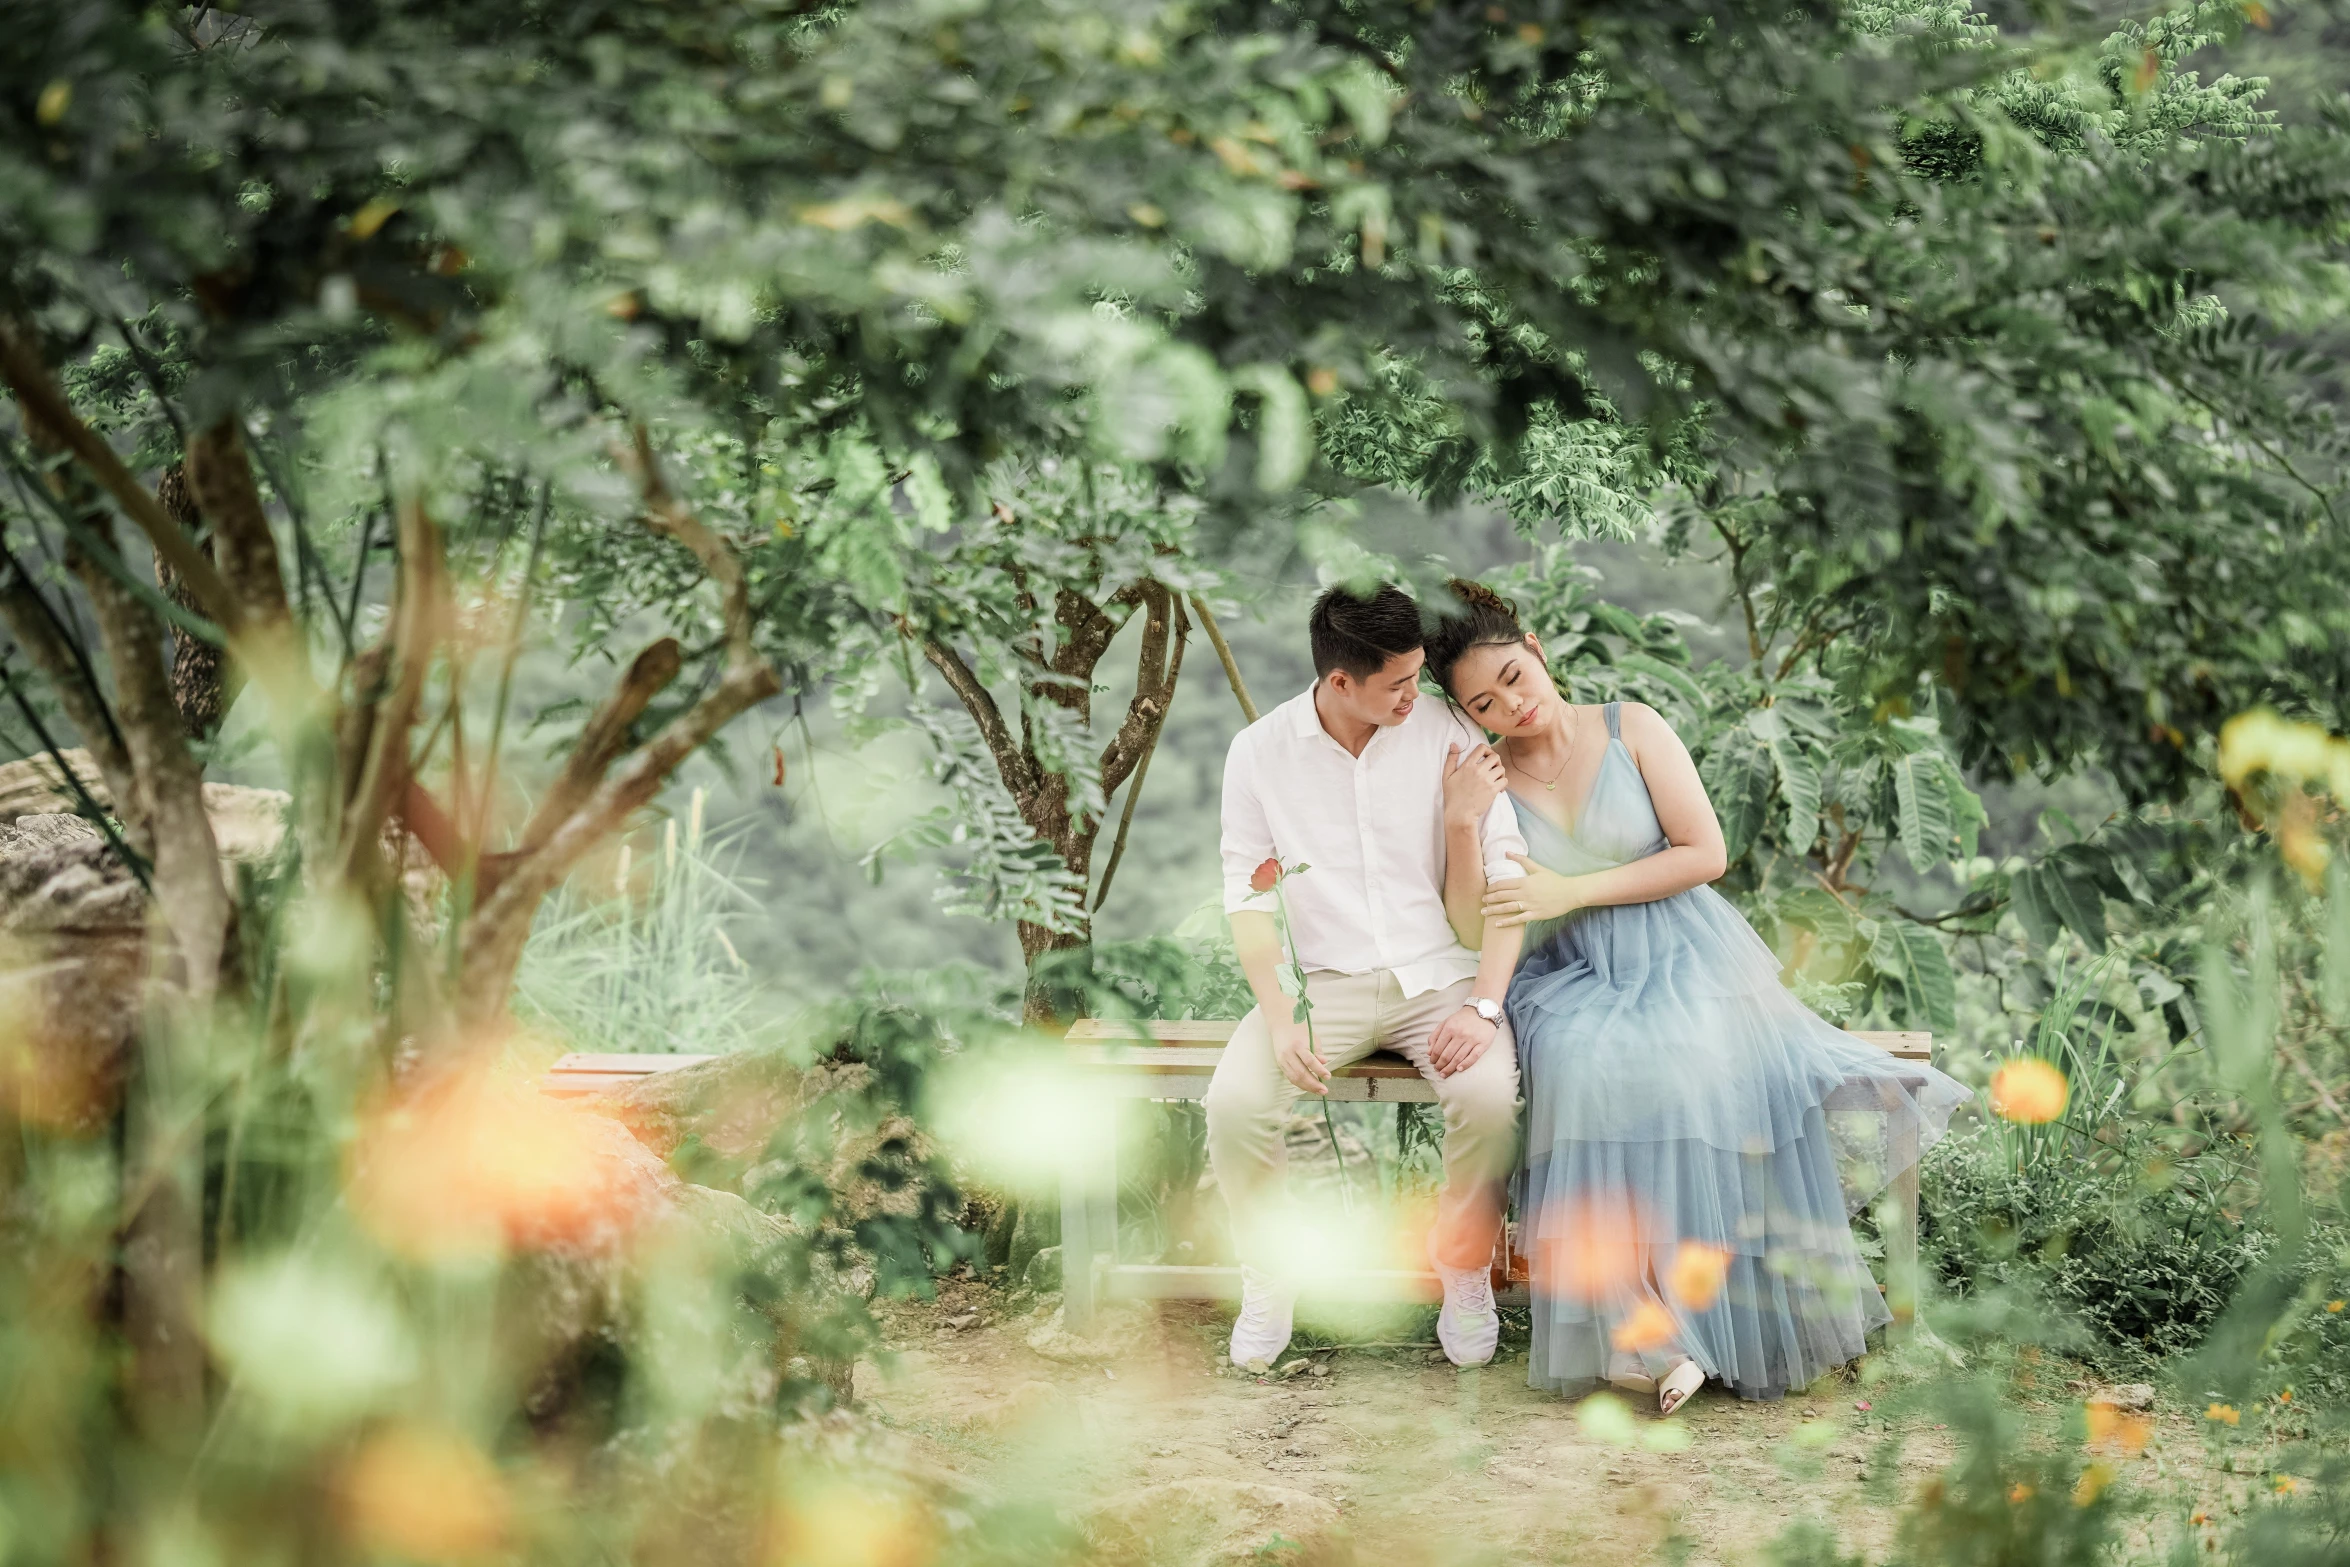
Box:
left=512, top=788, right=783, bottom=1055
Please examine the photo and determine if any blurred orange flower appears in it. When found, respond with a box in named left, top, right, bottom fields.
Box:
left=2073, top=1462, right=2117, bottom=1507
left=1990, top=1058, right=2068, bottom=1125
left=1532, top=1193, right=1647, bottom=1304
left=340, top=1424, right=508, bottom=1560
left=345, top=1059, right=662, bottom=1262
left=1664, top=1243, right=1731, bottom=1311
left=2206, top=1403, right=2240, bottom=1426
left=1387, top=1195, right=1438, bottom=1274
left=1610, top=1298, right=1677, bottom=1354
left=1250, top=858, right=1282, bottom=893
left=2085, top=1399, right=2152, bottom=1456
left=2008, top=1483, right=2035, bottom=1505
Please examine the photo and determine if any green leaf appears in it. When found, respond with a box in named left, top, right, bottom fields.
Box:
left=1701, top=736, right=1775, bottom=866
left=1892, top=751, right=1956, bottom=871
left=2010, top=852, right=2108, bottom=950
left=1328, top=59, right=1396, bottom=146
left=1873, top=919, right=1958, bottom=1031
left=1233, top=364, right=1311, bottom=492
left=1947, top=763, right=1988, bottom=862
left=1616, top=650, right=1707, bottom=720
left=1750, top=709, right=1822, bottom=851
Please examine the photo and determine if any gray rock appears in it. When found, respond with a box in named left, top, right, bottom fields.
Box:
left=1024, top=1244, right=1062, bottom=1293
left=2094, top=1383, right=2157, bottom=1413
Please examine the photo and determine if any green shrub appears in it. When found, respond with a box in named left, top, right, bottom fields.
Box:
left=1922, top=1122, right=2273, bottom=1363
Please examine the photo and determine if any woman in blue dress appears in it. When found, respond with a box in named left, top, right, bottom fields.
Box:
left=1425, top=580, right=1968, bottom=1413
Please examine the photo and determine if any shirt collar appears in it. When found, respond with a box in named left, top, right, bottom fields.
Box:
left=1287, top=685, right=1324, bottom=741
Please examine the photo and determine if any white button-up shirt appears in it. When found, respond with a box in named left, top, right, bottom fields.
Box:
left=1220, top=685, right=1527, bottom=996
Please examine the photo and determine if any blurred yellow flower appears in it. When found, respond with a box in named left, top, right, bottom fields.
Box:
left=340, top=1424, right=508, bottom=1561
left=2206, top=1404, right=2240, bottom=1426
left=1990, top=1058, right=2069, bottom=1125
left=2073, top=1461, right=2117, bottom=1507
left=2218, top=708, right=2350, bottom=800
left=2328, top=1300, right=2346, bottom=1313
left=2008, top=1482, right=2035, bottom=1505
left=767, top=1479, right=933, bottom=1567
left=1664, top=1242, right=1732, bottom=1312
left=2274, top=1474, right=2301, bottom=1495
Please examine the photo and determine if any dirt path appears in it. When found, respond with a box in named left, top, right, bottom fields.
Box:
left=856, top=1280, right=1959, bottom=1565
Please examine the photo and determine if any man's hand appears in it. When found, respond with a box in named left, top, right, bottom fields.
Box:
left=1428, top=1005, right=1498, bottom=1078
left=1273, top=1018, right=1333, bottom=1096
left=1443, top=742, right=1507, bottom=830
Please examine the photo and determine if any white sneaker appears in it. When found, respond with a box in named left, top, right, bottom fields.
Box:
left=1229, top=1266, right=1297, bottom=1369
left=1429, top=1236, right=1500, bottom=1367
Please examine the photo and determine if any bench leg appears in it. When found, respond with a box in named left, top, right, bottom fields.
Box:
left=1061, top=1118, right=1119, bottom=1335
left=1061, top=1154, right=1095, bottom=1334
left=1885, top=1117, right=1921, bottom=1341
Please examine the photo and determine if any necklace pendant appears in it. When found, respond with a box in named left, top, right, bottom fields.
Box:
left=1544, top=780, right=1556, bottom=791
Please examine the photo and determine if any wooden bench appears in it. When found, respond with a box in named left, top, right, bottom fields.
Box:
left=546, top=1026, right=1933, bottom=1340
left=1054, top=1021, right=1931, bottom=1338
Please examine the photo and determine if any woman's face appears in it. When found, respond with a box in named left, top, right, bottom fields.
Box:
left=1449, top=637, right=1556, bottom=737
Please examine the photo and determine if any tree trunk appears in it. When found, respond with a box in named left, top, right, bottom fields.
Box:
left=1018, top=828, right=1094, bottom=1027
left=153, top=463, right=235, bottom=738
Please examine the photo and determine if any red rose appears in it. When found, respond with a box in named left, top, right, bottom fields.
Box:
left=1250, top=857, right=1282, bottom=893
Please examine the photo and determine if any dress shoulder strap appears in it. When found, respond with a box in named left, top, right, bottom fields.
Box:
left=1603, top=700, right=1622, bottom=739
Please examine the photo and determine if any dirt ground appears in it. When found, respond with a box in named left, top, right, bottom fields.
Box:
left=854, top=1276, right=1968, bottom=1566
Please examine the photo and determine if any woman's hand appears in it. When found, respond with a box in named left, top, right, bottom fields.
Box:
left=1443, top=742, right=1507, bottom=830
left=1482, top=853, right=1583, bottom=927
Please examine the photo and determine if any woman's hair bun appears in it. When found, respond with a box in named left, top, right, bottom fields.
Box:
left=1422, top=576, right=1530, bottom=696
left=1445, top=577, right=1518, bottom=620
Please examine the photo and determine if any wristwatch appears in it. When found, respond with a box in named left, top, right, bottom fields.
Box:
left=1465, top=995, right=1504, bottom=1024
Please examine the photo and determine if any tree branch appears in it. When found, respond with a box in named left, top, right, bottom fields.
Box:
left=1190, top=593, right=1258, bottom=724
left=452, top=428, right=782, bottom=1023
left=914, top=630, right=1034, bottom=798
left=0, top=315, right=242, bottom=630
left=1099, top=583, right=1184, bottom=795
left=59, top=497, right=229, bottom=998
left=1094, top=592, right=1189, bottom=910
left=0, top=543, right=142, bottom=841
left=482, top=635, right=683, bottom=898
left=183, top=414, right=294, bottom=632
left=1712, top=513, right=1766, bottom=666
left=153, top=463, right=236, bottom=736
left=333, top=498, right=441, bottom=889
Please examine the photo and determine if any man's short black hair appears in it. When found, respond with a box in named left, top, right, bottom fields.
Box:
left=1308, top=583, right=1423, bottom=681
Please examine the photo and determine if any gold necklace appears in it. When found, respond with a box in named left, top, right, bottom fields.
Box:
left=1507, top=709, right=1578, bottom=792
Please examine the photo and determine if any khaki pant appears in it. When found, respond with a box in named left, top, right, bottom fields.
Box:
left=1204, top=971, right=1522, bottom=1272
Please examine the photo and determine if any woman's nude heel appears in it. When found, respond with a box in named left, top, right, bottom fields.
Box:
left=1658, top=1358, right=1704, bottom=1416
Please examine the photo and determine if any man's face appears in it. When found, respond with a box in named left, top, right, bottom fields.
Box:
left=1324, top=648, right=1426, bottom=727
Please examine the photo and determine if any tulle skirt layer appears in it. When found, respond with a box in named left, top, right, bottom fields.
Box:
left=1507, top=885, right=1969, bottom=1400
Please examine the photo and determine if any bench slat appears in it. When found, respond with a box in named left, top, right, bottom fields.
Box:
left=548, top=1052, right=720, bottom=1074
left=1065, top=1020, right=1933, bottom=1061
left=540, top=1027, right=1933, bottom=1093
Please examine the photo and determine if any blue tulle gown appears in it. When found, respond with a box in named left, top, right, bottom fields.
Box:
left=1507, top=703, right=1969, bottom=1400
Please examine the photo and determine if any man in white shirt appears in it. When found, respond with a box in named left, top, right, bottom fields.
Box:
left=1209, top=584, right=1527, bottom=1369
